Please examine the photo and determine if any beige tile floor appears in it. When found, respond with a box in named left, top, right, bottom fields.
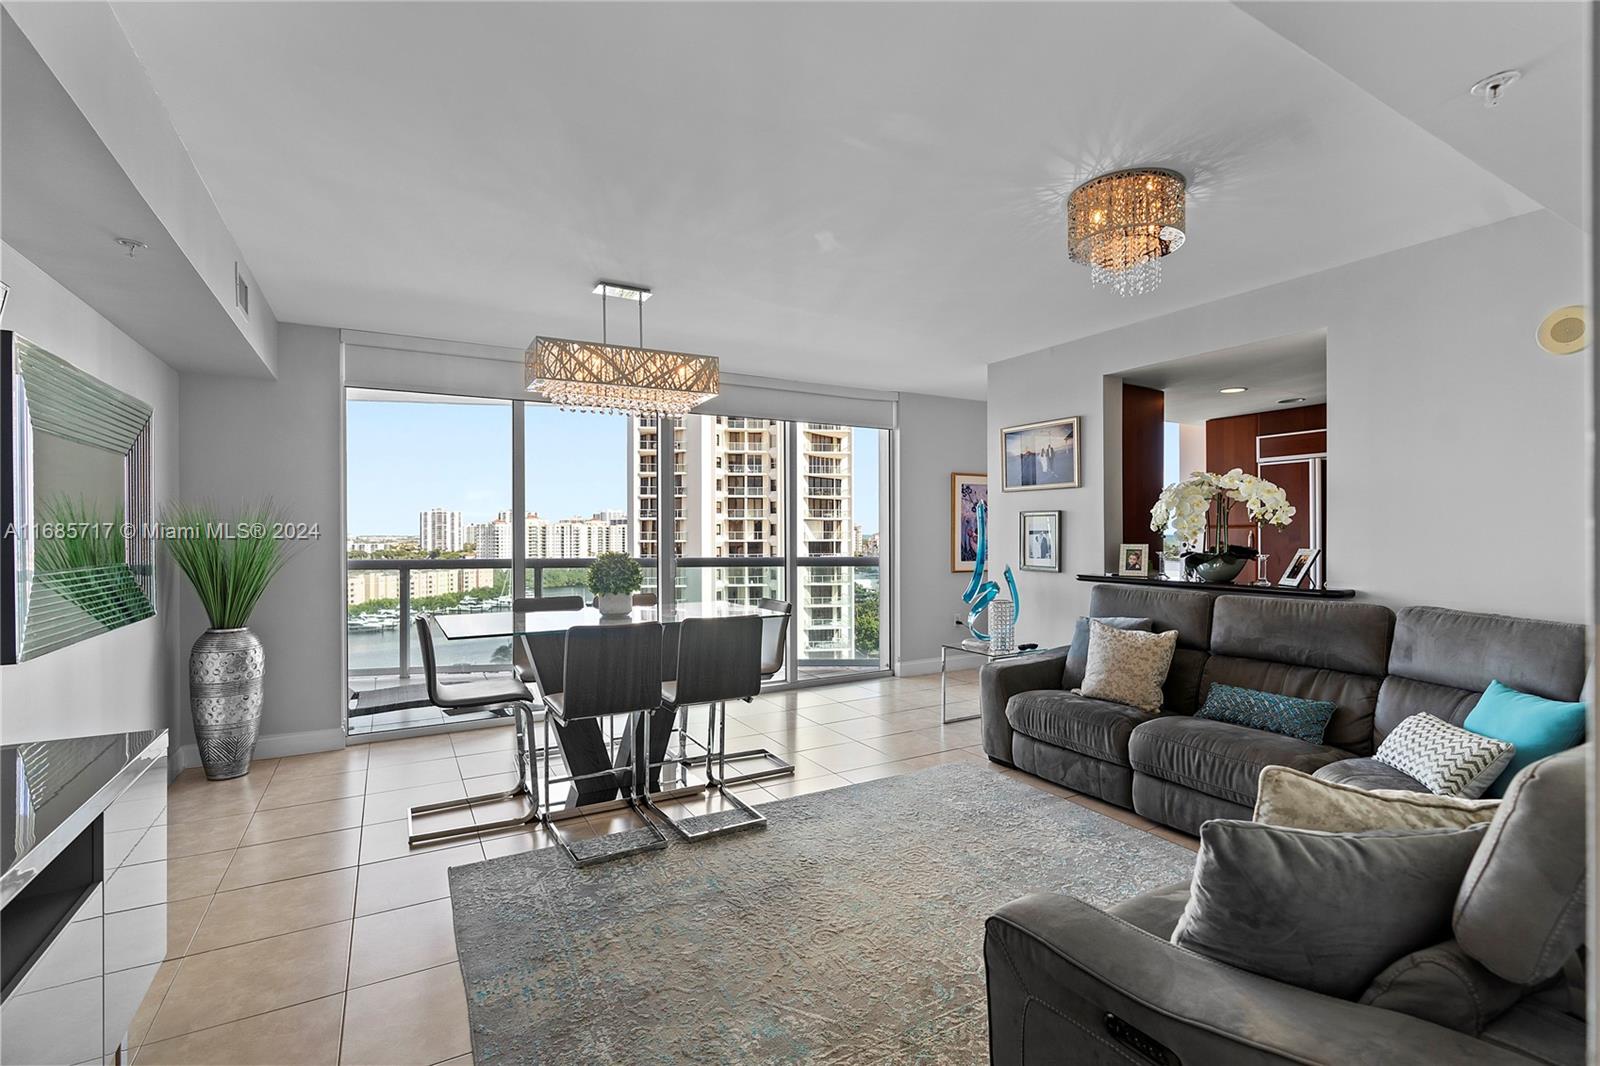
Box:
left=128, top=669, right=1194, bottom=1064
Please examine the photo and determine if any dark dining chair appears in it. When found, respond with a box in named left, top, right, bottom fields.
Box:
left=407, top=615, right=541, bottom=846
left=511, top=596, right=586, bottom=685
left=650, top=614, right=768, bottom=839
left=706, top=598, right=797, bottom=784
left=540, top=622, right=670, bottom=866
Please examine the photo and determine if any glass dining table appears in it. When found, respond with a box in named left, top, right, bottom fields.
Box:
left=432, top=601, right=785, bottom=812
left=431, top=600, right=779, bottom=642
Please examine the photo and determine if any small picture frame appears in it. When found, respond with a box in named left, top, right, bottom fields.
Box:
left=950, top=472, right=988, bottom=573
left=1279, top=547, right=1322, bottom=588
left=1118, top=543, right=1149, bottom=577
left=1019, top=511, right=1061, bottom=572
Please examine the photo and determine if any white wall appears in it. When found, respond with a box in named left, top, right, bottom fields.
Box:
left=988, top=209, right=1590, bottom=647
left=892, top=391, right=988, bottom=674
left=175, top=325, right=345, bottom=766
left=0, top=244, right=182, bottom=743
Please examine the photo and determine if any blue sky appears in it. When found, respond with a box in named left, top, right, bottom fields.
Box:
left=347, top=399, right=879, bottom=536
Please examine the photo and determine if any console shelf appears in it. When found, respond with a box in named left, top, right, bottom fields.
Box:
left=1077, top=574, right=1356, bottom=599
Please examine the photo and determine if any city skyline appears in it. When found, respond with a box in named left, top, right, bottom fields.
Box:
left=347, top=398, right=881, bottom=537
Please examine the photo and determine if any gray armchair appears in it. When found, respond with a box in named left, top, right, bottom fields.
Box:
left=985, top=746, right=1588, bottom=1065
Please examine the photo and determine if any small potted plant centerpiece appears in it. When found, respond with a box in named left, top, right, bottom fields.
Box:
left=589, top=552, right=643, bottom=617
left=1149, top=469, right=1296, bottom=584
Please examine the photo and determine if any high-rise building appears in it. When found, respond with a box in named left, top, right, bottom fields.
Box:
left=464, top=517, right=513, bottom=559
left=418, top=508, right=464, bottom=553
left=629, top=417, right=856, bottom=659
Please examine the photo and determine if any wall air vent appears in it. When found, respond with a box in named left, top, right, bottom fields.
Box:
left=234, top=262, right=249, bottom=317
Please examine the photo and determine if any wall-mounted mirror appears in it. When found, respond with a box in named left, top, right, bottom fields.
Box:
left=2, top=332, right=155, bottom=663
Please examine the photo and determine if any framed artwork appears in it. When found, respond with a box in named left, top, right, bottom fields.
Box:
left=1001, top=416, right=1081, bottom=491
left=1019, top=511, right=1061, bottom=572
left=1118, top=543, right=1149, bottom=577
left=950, top=472, right=987, bottom=572
left=1279, top=547, right=1322, bottom=588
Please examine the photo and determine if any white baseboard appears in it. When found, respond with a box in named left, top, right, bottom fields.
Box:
left=894, top=657, right=944, bottom=676
left=176, top=727, right=348, bottom=774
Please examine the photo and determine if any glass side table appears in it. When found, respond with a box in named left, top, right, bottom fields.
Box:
left=939, top=642, right=1026, bottom=724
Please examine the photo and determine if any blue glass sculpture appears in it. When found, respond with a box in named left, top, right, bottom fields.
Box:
left=961, top=500, right=1020, bottom=641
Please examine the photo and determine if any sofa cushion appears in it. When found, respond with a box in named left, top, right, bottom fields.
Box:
left=1080, top=622, right=1177, bottom=712
left=1359, top=939, right=1525, bottom=1035
left=1128, top=716, right=1351, bottom=808
left=1062, top=615, right=1152, bottom=690
left=1315, top=757, right=1430, bottom=793
left=1171, top=819, right=1488, bottom=999
left=1373, top=712, right=1515, bottom=798
left=1086, top=583, right=1217, bottom=650
left=1388, top=605, right=1587, bottom=704
left=1210, top=595, right=1394, bottom=676
left=1195, top=683, right=1337, bottom=745
left=1107, top=881, right=1192, bottom=938
left=1200, top=656, right=1383, bottom=755
left=1373, top=675, right=1484, bottom=741
left=1454, top=746, right=1587, bottom=986
left=1255, top=766, right=1500, bottom=833
left=1462, top=681, right=1587, bottom=798
left=1005, top=691, right=1153, bottom=766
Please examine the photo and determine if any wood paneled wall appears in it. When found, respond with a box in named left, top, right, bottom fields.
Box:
left=1204, top=403, right=1326, bottom=582
left=1121, top=383, right=1165, bottom=558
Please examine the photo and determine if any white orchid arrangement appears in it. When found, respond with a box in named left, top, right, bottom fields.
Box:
left=1149, top=469, right=1296, bottom=555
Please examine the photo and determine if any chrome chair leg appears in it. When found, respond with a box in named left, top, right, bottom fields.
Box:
left=408, top=701, right=540, bottom=846
left=646, top=698, right=767, bottom=842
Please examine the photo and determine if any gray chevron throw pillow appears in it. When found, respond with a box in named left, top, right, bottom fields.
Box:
left=1374, top=713, right=1516, bottom=798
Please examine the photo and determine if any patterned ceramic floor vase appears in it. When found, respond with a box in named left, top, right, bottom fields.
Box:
left=189, top=627, right=265, bottom=779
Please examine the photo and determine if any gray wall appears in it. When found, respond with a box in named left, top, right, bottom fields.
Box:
left=0, top=244, right=182, bottom=743
left=892, top=391, right=988, bottom=673
left=175, top=325, right=344, bottom=764
left=987, top=209, right=1589, bottom=649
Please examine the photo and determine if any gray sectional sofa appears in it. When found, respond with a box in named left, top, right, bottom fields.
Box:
left=979, top=583, right=1587, bottom=834
left=986, top=745, right=1589, bottom=1065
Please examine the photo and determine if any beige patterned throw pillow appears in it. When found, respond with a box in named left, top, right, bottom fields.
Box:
left=1254, top=766, right=1500, bottom=833
left=1079, top=619, right=1178, bottom=712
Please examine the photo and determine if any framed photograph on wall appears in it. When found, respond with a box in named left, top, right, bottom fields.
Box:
left=1001, top=416, right=1081, bottom=491
left=950, top=472, right=988, bottom=572
left=1279, top=547, right=1322, bottom=588
left=1019, top=511, right=1061, bottom=572
left=1118, top=543, right=1149, bottom=577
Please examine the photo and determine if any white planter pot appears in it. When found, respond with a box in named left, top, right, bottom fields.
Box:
left=596, top=593, right=634, bottom=617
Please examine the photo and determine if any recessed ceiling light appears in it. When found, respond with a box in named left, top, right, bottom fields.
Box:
left=1219, top=386, right=1248, bottom=395
left=592, top=282, right=651, bottom=302
left=1277, top=397, right=1307, bottom=405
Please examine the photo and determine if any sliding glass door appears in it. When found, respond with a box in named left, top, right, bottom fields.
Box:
left=346, top=391, right=890, bottom=735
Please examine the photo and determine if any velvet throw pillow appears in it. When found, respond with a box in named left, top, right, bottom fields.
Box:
left=1078, top=620, right=1177, bottom=712
left=1196, top=683, right=1338, bottom=745
left=1462, top=681, right=1586, bottom=798
left=1374, top=713, right=1516, bottom=799
left=1253, top=766, right=1500, bottom=833
left=1171, top=819, right=1489, bottom=999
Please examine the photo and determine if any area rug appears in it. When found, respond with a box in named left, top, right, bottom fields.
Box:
left=449, top=762, right=1196, bottom=1065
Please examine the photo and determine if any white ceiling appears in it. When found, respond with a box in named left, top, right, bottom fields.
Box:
left=1122, top=330, right=1326, bottom=424
left=100, top=1, right=1572, bottom=394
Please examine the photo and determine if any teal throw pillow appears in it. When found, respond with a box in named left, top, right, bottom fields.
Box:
left=1196, top=683, right=1338, bottom=745
left=1462, top=680, right=1586, bottom=798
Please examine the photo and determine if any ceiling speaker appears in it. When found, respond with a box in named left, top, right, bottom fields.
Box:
left=1537, top=305, right=1588, bottom=355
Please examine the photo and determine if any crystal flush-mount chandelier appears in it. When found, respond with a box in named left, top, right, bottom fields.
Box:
left=526, top=283, right=720, bottom=416
left=1066, top=168, right=1187, bottom=297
